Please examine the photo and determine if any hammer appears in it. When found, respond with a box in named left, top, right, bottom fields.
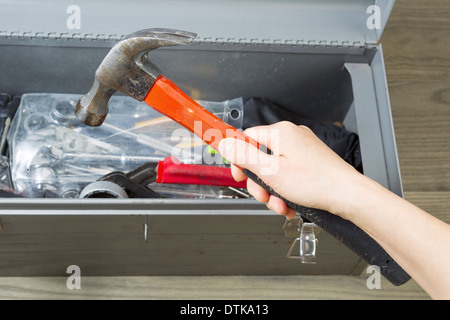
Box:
left=75, top=28, right=410, bottom=286
left=75, top=28, right=252, bottom=152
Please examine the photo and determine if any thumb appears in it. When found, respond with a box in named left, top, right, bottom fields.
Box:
left=218, top=138, right=276, bottom=177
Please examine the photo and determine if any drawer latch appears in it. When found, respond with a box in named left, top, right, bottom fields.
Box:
left=283, top=216, right=319, bottom=264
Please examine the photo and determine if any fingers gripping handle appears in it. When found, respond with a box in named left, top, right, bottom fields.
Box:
left=144, top=76, right=410, bottom=286
left=242, top=169, right=411, bottom=286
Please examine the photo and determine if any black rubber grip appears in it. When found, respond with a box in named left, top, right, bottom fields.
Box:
left=242, top=169, right=411, bottom=286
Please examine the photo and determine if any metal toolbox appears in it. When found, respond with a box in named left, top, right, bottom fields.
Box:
left=0, top=0, right=401, bottom=276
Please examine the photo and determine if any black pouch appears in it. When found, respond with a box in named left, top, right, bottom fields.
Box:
left=0, top=92, right=21, bottom=156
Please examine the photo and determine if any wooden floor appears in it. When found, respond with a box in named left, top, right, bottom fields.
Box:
left=0, top=0, right=448, bottom=300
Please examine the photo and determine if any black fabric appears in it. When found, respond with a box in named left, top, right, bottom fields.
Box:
left=0, top=93, right=21, bottom=156
left=0, top=93, right=22, bottom=197
left=243, top=97, right=363, bottom=173
left=0, top=93, right=20, bottom=117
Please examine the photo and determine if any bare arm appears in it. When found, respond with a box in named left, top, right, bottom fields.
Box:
left=218, top=121, right=450, bottom=300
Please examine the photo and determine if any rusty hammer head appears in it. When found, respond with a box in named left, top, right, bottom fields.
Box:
left=74, top=28, right=196, bottom=126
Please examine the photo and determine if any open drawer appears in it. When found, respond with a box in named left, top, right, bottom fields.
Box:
left=0, top=0, right=401, bottom=277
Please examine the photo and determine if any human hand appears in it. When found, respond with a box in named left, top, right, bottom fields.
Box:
left=218, top=121, right=363, bottom=220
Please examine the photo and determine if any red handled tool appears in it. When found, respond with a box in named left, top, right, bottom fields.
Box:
left=94, top=156, right=247, bottom=199
left=156, top=156, right=247, bottom=189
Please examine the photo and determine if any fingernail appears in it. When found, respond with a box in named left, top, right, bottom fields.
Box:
left=286, top=212, right=296, bottom=220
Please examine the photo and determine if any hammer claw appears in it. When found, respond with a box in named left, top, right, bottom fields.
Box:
left=124, top=28, right=197, bottom=45
left=75, top=28, right=196, bottom=126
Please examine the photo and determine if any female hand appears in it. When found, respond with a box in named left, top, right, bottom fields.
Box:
left=218, top=121, right=363, bottom=220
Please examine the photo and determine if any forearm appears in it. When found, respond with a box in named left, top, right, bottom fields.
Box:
left=341, top=173, right=450, bottom=300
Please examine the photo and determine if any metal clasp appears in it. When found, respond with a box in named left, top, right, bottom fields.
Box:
left=283, top=216, right=319, bottom=264
left=143, top=215, right=149, bottom=243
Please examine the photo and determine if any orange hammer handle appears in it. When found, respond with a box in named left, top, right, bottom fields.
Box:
left=144, top=75, right=259, bottom=152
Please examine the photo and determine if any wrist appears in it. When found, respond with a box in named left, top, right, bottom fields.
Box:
left=328, top=170, right=379, bottom=222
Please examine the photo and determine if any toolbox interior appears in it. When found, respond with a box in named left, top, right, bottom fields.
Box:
left=0, top=43, right=395, bottom=203
left=0, top=41, right=401, bottom=276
